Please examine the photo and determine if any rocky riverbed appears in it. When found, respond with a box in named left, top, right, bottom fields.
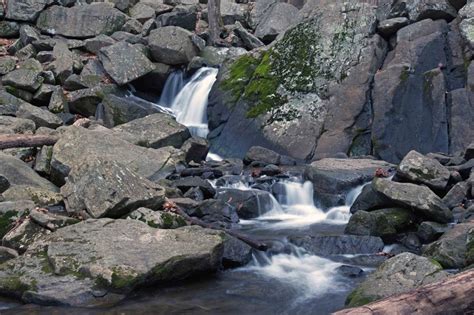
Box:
left=0, top=0, right=473, bottom=314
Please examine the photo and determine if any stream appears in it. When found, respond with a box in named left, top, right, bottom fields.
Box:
left=1, top=67, right=376, bottom=315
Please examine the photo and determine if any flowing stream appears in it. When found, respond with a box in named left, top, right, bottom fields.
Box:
left=2, top=67, right=371, bottom=314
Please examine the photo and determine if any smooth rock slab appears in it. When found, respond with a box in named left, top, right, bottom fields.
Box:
left=346, top=252, right=448, bottom=307
left=373, top=178, right=453, bottom=223
left=61, top=159, right=166, bottom=218
left=99, top=42, right=155, bottom=85
left=148, top=26, right=198, bottom=65
left=0, top=219, right=225, bottom=307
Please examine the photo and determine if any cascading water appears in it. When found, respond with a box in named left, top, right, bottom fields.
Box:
left=158, top=70, right=186, bottom=107
left=169, top=67, right=219, bottom=138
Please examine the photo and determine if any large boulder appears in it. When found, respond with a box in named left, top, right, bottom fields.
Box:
left=113, top=113, right=191, bottom=149
left=216, top=188, right=276, bottom=219
left=422, top=222, right=474, bottom=268
left=372, top=178, right=453, bottom=223
left=0, top=116, right=35, bottom=135
left=0, top=219, right=224, bottom=307
left=2, top=68, right=43, bottom=92
left=208, top=0, right=386, bottom=161
left=372, top=19, right=450, bottom=163
left=396, top=150, right=451, bottom=192
left=4, top=0, right=48, bottom=22
left=254, top=3, right=300, bottom=43
left=61, top=159, right=166, bottom=218
left=345, top=253, right=448, bottom=307
left=304, top=158, right=393, bottom=208
left=98, top=42, right=155, bottom=85
left=50, top=126, right=185, bottom=185
left=148, top=26, right=199, bottom=65
left=36, top=4, right=127, bottom=39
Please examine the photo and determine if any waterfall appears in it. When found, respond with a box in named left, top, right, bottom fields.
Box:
left=159, top=70, right=186, bottom=107
left=169, top=67, right=219, bottom=138
left=325, top=183, right=369, bottom=223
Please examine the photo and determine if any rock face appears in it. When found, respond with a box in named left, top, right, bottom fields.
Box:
left=396, top=150, right=451, bottom=192
left=50, top=126, right=185, bottom=185
left=148, top=26, right=199, bottom=65
left=304, top=158, right=393, bottom=207
left=373, top=178, right=453, bottom=223
left=346, top=253, right=449, bottom=307
left=98, top=42, right=155, bottom=85
left=36, top=4, right=127, bottom=38
left=0, top=220, right=225, bottom=307
left=61, top=159, right=166, bottom=218
left=113, top=113, right=191, bottom=149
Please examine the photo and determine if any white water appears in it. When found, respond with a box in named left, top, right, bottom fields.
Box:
left=159, top=70, right=186, bottom=107
left=169, top=67, right=218, bottom=138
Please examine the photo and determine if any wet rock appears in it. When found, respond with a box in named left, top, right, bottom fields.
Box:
left=417, top=221, right=449, bottom=243
left=173, top=177, right=216, bottom=199
left=422, top=222, right=474, bottom=268
left=0, top=247, right=19, bottom=264
left=305, top=158, right=393, bottom=208
left=396, top=150, right=450, bottom=192
left=345, top=208, right=416, bottom=239
left=0, top=220, right=224, bottom=307
left=50, top=126, right=185, bottom=185
left=350, top=184, right=392, bottom=213
left=181, top=137, right=210, bottom=163
left=336, top=265, right=364, bottom=278
left=148, top=26, right=199, bottom=65
left=222, top=236, right=252, bottom=268
left=289, top=235, right=385, bottom=256
left=186, top=199, right=239, bottom=228
left=254, top=2, right=300, bottom=43
left=5, top=0, right=48, bottom=22
left=113, top=113, right=191, bottom=149
left=61, top=159, right=166, bottom=218
left=127, top=207, right=186, bottom=229
left=99, top=42, right=155, bottom=86
left=372, top=178, right=453, bottom=224
left=0, top=116, right=36, bottom=135
left=36, top=4, right=127, bottom=39
left=216, top=188, right=275, bottom=219
left=442, top=181, right=469, bottom=209
left=346, top=253, right=448, bottom=307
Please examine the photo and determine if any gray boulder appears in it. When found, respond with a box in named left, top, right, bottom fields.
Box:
left=68, top=84, right=124, bottom=117
left=113, top=113, right=191, bottom=149
left=0, top=21, right=20, bottom=38
left=84, top=34, right=116, bottom=54
left=47, top=42, right=74, bottom=85
left=216, top=188, right=276, bottom=219
left=148, top=26, right=199, bottom=65
left=234, top=21, right=264, bottom=50
left=346, top=252, right=448, bottom=307
left=254, top=2, right=300, bottom=43
left=2, top=68, right=43, bottom=92
left=0, top=116, right=36, bottom=135
left=222, top=236, right=252, bottom=268
left=0, top=56, right=17, bottom=75
left=0, top=200, right=35, bottom=238
left=350, top=184, right=393, bottom=213
left=397, top=150, right=451, bottom=192
left=186, top=199, right=239, bottom=228
left=127, top=207, right=186, bottom=229
left=304, top=158, right=393, bottom=208
left=2, top=217, right=49, bottom=254
left=50, top=126, right=185, bottom=185
left=417, top=221, right=449, bottom=243
left=377, top=17, right=410, bottom=37
left=442, top=181, right=470, bottom=209
left=61, top=159, right=166, bottom=218
left=0, top=219, right=224, bottom=307
left=289, top=235, right=385, bottom=256
left=373, top=178, right=453, bottom=223
left=422, top=222, right=474, bottom=268
left=181, top=137, right=210, bottom=163
left=5, top=0, right=48, bottom=22
left=173, top=177, right=216, bottom=199
left=99, top=42, right=155, bottom=85
left=36, top=4, right=127, bottom=39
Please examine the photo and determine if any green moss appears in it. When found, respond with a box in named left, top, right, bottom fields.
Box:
left=429, top=258, right=443, bottom=269
left=110, top=268, right=137, bottom=290
left=345, top=288, right=377, bottom=307
left=221, top=55, right=260, bottom=103
left=423, top=70, right=437, bottom=94
left=0, top=276, right=30, bottom=293
left=0, top=211, right=19, bottom=238
left=400, top=66, right=410, bottom=82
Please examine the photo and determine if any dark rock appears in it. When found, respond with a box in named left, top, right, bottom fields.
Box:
left=173, top=177, right=216, bottom=199
left=465, top=142, right=474, bottom=160
left=350, top=184, right=392, bottom=213
left=345, top=253, right=448, bottom=308
left=254, top=2, right=300, bottom=43
left=84, top=34, right=116, bottom=55
left=422, top=222, right=474, bottom=268
left=442, top=181, right=469, bottom=209
left=336, top=265, right=364, bottom=278
left=113, top=113, right=190, bottom=148
left=448, top=89, right=474, bottom=156
left=222, top=236, right=252, bottom=268
left=181, top=137, right=210, bottom=163
left=244, top=146, right=281, bottom=165
left=2, top=217, right=49, bottom=253
left=148, top=26, right=199, bottom=65
left=396, top=150, right=451, bottom=192
left=2, top=67, right=43, bottom=92
left=373, top=178, right=453, bottom=223
left=186, top=199, right=239, bottom=228
left=0, top=21, right=20, bottom=38
left=234, top=21, right=264, bottom=50
left=183, top=187, right=205, bottom=201
left=217, top=188, right=276, bottom=219
left=156, top=8, right=198, bottom=31
left=261, top=164, right=281, bottom=176
left=5, top=0, right=48, bottom=22
left=417, top=221, right=449, bottom=243
left=289, top=235, right=385, bottom=256
left=99, top=41, right=155, bottom=86
left=0, top=175, right=9, bottom=194
left=68, top=84, right=123, bottom=117
left=377, top=17, right=409, bottom=38
left=36, top=4, right=127, bottom=39
left=99, top=94, right=161, bottom=127
left=19, top=25, right=40, bottom=46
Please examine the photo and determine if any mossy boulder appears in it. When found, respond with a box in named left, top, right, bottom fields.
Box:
left=345, top=252, right=448, bottom=307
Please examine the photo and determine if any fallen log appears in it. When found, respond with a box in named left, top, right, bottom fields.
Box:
left=164, top=199, right=268, bottom=251
left=333, top=269, right=474, bottom=315
left=0, top=134, right=58, bottom=150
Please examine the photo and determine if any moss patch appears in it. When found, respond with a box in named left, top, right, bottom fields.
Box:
left=345, top=288, right=378, bottom=307
left=0, top=211, right=19, bottom=238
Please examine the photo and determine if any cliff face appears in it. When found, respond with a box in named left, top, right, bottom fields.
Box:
left=209, top=0, right=474, bottom=163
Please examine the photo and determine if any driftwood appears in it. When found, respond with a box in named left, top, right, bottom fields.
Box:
left=165, top=199, right=268, bottom=251
left=334, top=269, right=474, bottom=315
left=0, top=134, right=58, bottom=150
